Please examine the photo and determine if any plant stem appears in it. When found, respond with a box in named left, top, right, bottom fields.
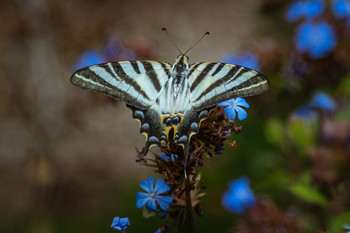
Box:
left=185, top=179, right=196, bottom=233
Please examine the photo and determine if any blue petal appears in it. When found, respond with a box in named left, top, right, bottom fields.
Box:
left=154, top=178, right=170, bottom=194
left=111, top=217, right=130, bottom=230
left=235, top=106, right=248, bottom=121
left=285, top=1, right=303, bottom=22
left=217, top=100, right=231, bottom=107
left=223, top=177, right=256, bottom=214
left=111, top=217, right=121, bottom=230
left=305, top=0, right=326, bottom=18
left=228, top=177, right=250, bottom=189
left=170, top=154, right=178, bottom=161
left=228, top=195, right=245, bottom=214
left=158, top=153, right=169, bottom=161
left=235, top=97, right=250, bottom=108
left=146, top=198, right=158, bottom=211
left=285, top=0, right=326, bottom=22
left=222, top=191, right=244, bottom=214
left=156, top=195, right=173, bottom=211
left=136, top=192, right=151, bottom=208
left=295, top=21, right=337, bottom=59
left=119, top=217, right=130, bottom=229
left=292, top=105, right=315, bottom=119
left=332, top=0, right=350, bottom=18
left=139, top=176, right=154, bottom=193
left=73, top=50, right=106, bottom=71
left=311, top=92, right=335, bottom=112
left=224, top=106, right=236, bottom=120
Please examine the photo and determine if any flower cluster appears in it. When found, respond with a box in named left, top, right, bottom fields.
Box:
left=294, top=21, right=337, bottom=59
left=285, top=0, right=343, bottom=59
left=285, top=0, right=326, bottom=22
left=292, top=92, right=335, bottom=120
left=332, top=0, right=350, bottom=26
left=133, top=98, right=250, bottom=231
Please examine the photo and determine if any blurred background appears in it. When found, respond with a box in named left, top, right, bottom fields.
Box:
left=1, top=0, right=350, bottom=232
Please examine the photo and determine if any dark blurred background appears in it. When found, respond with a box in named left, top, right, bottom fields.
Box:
left=1, top=0, right=350, bottom=232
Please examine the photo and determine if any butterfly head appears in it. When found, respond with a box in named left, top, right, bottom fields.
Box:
left=173, top=55, right=189, bottom=75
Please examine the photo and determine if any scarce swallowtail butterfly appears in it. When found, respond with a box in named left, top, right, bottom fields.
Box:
left=70, top=30, right=269, bottom=175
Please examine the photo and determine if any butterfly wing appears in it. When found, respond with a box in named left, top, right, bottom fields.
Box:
left=71, top=61, right=172, bottom=110
left=71, top=60, right=172, bottom=155
left=188, top=62, right=269, bottom=111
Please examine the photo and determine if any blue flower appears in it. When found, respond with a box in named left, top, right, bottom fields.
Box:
left=310, top=92, right=336, bottom=112
left=111, top=217, right=130, bottom=231
left=285, top=0, right=326, bottom=22
left=291, top=105, right=316, bottom=120
left=332, top=0, right=350, bottom=19
left=344, top=223, right=350, bottom=232
left=291, top=92, right=335, bottom=120
left=294, top=21, right=337, bottom=59
left=158, top=153, right=178, bottom=161
left=222, top=177, right=256, bottom=214
left=154, top=229, right=162, bottom=233
left=73, top=50, right=106, bottom=71
left=136, top=177, right=173, bottom=211
left=221, top=51, right=260, bottom=71
left=217, top=97, right=250, bottom=121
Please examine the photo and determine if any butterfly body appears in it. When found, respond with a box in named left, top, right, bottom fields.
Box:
left=71, top=54, right=269, bottom=173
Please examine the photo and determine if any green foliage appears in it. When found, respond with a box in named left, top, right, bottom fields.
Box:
left=328, top=212, right=350, bottom=233
left=289, top=184, right=328, bottom=206
left=286, top=118, right=316, bottom=155
left=265, top=118, right=285, bottom=147
left=336, top=74, right=350, bottom=97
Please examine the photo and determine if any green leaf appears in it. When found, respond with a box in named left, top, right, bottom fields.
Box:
left=286, top=118, right=315, bottom=155
left=289, top=184, right=327, bottom=206
left=335, top=105, right=350, bottom=121
left=336, top=74, right=350, bottom=97
left=265, top=118, right=285, bottom=146
left=328, top=212, right=350, bottom=233
left=142, top=207, right=156, bottom=218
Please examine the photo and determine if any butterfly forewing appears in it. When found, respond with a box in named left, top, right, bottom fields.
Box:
left=70, top=61, right=172, bottom=109
left=188, top=62, right=269, bottom=111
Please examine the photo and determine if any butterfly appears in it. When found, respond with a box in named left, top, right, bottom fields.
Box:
left=70, top=34, right=269, bottom=175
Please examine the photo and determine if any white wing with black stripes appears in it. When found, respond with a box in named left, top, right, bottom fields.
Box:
left=188, top=62, right=269, bottom=111
left=71, top=61, right=172, bottom=109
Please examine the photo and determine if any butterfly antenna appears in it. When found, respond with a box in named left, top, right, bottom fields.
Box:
left=184, top=31, right=210, bottom=55
left=162, top=28, right=182, bottom=55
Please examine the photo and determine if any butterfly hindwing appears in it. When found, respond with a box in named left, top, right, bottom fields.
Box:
left=128, top=105, right=167, bottom=155
left=188, top=62, right=269, bottom=111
